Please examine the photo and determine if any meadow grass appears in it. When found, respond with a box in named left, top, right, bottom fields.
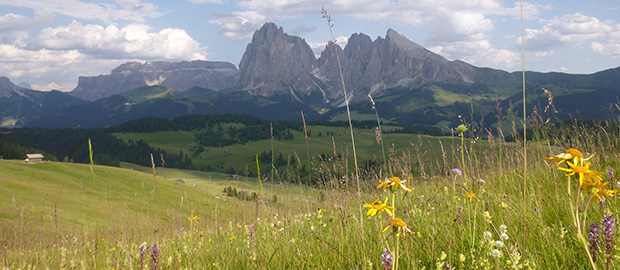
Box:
left=2, top=117, right=620, bottom=269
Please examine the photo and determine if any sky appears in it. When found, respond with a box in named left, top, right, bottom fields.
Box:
left=0, top=0, right=619, bottom=92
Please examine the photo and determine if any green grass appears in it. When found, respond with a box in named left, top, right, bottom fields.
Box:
left=115, top=125, right=494, bottom=179
left=4, top=119, right=620, bottom=269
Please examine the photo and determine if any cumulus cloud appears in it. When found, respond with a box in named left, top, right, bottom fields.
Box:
left=0, top=13, right=52, bottom=32
left=0, top=0, right=161, bottom=23
left=209, top=11, right=267, bottom=41
left=520, top=13, right=620, bottom=58
left=31, top=21, right=207, bottom=61
left=308, top=36, right=348, bottom=57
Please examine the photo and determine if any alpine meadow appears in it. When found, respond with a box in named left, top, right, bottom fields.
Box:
left=3, top=4, right=620, bottom=270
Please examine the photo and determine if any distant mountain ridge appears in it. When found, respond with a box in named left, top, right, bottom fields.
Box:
left=0, top=22, right=619, bottom=130
left=70, top=60, right=238, bottom=101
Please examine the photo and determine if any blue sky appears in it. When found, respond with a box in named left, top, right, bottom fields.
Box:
left=0, top=0, right=618, bottom=91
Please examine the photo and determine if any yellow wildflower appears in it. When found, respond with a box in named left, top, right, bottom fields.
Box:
left=581, top=179, right=617, bottom=201
left=377, top=177, right=413, bottom=192
left=546, top=148, right=594, bottom=166
left=558, top=160, right=603, bottom=186
left=363, top=198, right=395, bottom=217
left=465, top=192, right=475, bottom=200
left=381, top=218, right=413, bottom=238
left=188, top=215, right=200, bottom=224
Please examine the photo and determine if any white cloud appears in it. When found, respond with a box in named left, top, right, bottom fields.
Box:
left=187, top=0, right=223, bottom=4
left=31, top=21, right=207, bottom=61
left=519, top=13, right=620, bottom=59
left=591, top=42, right=620, bottom=58
left=0, top=0, right=161, bottom=23
left=0, top=13, right=52, bottom=32
left=308, top=35, right=348, bottom=57
left=209, top=11, right=267, bottom=41
left=432, top=40, right=520, bottom=69
left=521, top=13, right=619, bottom=50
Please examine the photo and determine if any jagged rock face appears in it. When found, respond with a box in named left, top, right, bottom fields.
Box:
left=237, top=23, right=318, bottom=98
left=70, top=60, right=238, bottom=101
left=315, top=29, right=479, bottom=103
left=0, top=76, right=25, bottom=98
left=237, top=23, right=482, bottom=106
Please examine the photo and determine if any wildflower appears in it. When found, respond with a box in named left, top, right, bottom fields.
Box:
left=602, top=213, right=615, bottom=262
left=491, top=249, right=502, bottom=258
left=188, top=215, right=200, bottom=224
left=457, top=124, right=467, bottom=133
left=381, top=218, right=413, bottom=238
left=139, top=244, right=146, bottom=270
left=483, top=211, right=492, bottom=224
left=500, top=233, right=509, bottom=240
left=150, top=244, right=160, bottom=270
left=450, top=168, right=462, bottom=176
left=364, top=198, right=395, bottom=217
left=495, top=240, right=505, bottom=248
left=465, top=192, right=475, bottom=200
left=545, top=148, right=594, bottom=166
left=230, top=236, right=236, bottom=240
left=478, top=179, right=486, bottom=184
left=499, top=224, right=508, bottom=234
left=558, top=160, right=603, bottom=186
left=109, top=247, right=116, bottom=252
left=215, top=196, right=220, bottom=199
left=483, top=231, right=493, bottom=240
left=588, top=223, right=601, bottom=263
left=581, top=179, right=616, bottom=201
left=534, top=207, right=539, bottom=212
left=377, top=177, right=413, bottom=193
left=600, top=198, right=606, bottom=210
left=381, top=248, right=393, bottom=270
left=609, top=168, right=615, bottom=181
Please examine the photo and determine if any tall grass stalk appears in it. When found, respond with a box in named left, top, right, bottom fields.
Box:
left=301, top=111, right=311, bottom=186
left=270, top=123, right=275, bottom=184
left=519, top=0, right=528, bottom=260
left=321, top=5, right=362, bottom=226
left=88, top=138, right=94, bottom=182
left=369, top=94, right=388, bottom=176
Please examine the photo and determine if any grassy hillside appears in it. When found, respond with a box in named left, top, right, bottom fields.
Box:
left=0, top=160, right=327, bottom=251
left=114, top=124, right=494, bottom=179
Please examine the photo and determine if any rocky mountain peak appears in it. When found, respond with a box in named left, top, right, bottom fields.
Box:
left=0, top=76, right=24, bottom=98
left=237, top=23, right=318, bottom=97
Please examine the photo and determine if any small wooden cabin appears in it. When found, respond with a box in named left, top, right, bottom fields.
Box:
left=25, top=153, right=44, bottom=163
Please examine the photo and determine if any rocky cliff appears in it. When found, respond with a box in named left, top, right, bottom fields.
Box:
left=237, top=23, right=319, bottom=101
left=237, top=24, right=487, bottom=106
left=70, top=60, right=238, bottom=101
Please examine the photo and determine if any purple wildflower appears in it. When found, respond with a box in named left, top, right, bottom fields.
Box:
left=609, top=168, right=614, bottom=181
left=602, top=212, right=615, bottom=264
left=450, top=168, right=462, bottom=176
left=381, top=248, right=393, bottom=270
left=150, top=244, right=160, bottom=270
left=446, top=262, right=453, bottom=269
left=338, top=204, right=343, bottom=210
left=534, top=207, right=539, bottom=212
left=588, top=223, right=600, bottom=263
left=600, top=198, right=606, bottom=210
left=478, top=179, right=486, bottom=184
left=139, top=244, right=146, bottom=270
left=215, top=196, right=220, bottom=199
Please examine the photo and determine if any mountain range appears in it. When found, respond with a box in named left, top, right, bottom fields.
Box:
left=1, top=22, right=619, bottom=130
